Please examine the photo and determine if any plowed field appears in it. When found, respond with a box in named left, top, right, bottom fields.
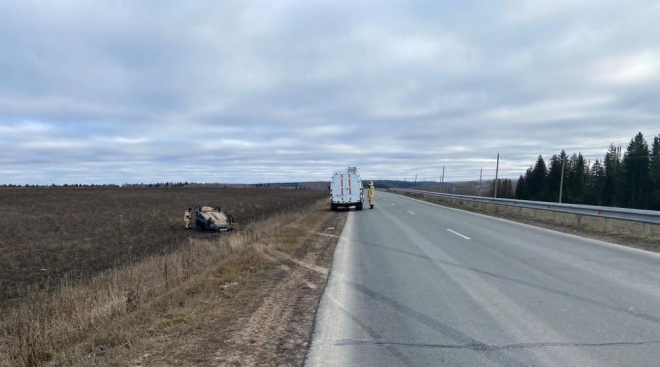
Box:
left=0, top=187, right=326, bottom=300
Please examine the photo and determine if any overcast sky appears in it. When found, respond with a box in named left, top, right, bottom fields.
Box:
left=1, top=0, right=659, bottom=185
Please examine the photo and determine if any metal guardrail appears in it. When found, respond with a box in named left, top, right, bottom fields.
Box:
left=394, top=189, right=660, bottom=234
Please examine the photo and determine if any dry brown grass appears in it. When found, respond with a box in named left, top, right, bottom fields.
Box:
left=0, top=199, right=325, bottom=367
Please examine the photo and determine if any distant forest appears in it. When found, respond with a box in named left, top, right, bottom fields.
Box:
left=514, top=132, right=660, bottom=210
left=0, top=182, right=325, bottom=190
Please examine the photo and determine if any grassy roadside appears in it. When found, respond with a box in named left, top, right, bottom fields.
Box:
left=1, top=199, right=347, bottom=367
left=132, top=201, right=346, bottom=367
left=398, top=192, right=660, bottom=254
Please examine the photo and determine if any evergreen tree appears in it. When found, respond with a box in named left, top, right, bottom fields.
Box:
left=586, top=160, right=605, bottom=205
left=528, top=155, right=548, bottom=201
left=602, top=144, right=622, bottom=206
left=522, top=166, right=534, bottom=199
left=566, top=153, right=587, bottom=203
left=501, top=179, right=512, bottom=199
left=489, top=179, right=514, bottom=199
left=546, top=152, right=564, bottom=202
left=515, top=175, right=527, bottom=199
left=514, top=132, right=660, bottom=209
left=489, top=179, right=496, bottom=197
left=622, top=132, right=650, bottom=208
left=650, top=135, right=660, bottom=210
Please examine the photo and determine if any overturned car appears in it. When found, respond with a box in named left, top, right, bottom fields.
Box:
left=194, top=206, right=235, bottom=232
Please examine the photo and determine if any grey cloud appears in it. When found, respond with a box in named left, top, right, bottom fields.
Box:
left=1, top=0, right=659, bottom=184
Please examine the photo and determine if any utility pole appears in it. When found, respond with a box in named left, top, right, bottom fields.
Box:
left=559, top=154, right=566, bottom=203
left=414, top=174, right=417, bottom=184
left=479, top=168, right=483, bottom=185
left=494, top=153, right=500, bottom=198
left=441, top=166, right=445, bottom=192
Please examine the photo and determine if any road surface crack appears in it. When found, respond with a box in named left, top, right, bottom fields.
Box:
left=332, top=339, right=660, bottom=351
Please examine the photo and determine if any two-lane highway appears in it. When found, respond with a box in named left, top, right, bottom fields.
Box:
left=306, top=191, right=660, bottom=366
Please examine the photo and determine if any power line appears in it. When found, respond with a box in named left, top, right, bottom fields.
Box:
left=545, top=125, right=660, bottom=151
left=508, top=127, right=660, bottom=172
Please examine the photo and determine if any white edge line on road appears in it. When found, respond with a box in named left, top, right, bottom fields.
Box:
left=407, top=210, right=415, bottom=215
left=447, top=229, right=471, bottom=240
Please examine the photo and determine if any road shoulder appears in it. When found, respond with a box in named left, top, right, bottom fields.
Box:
left=48, top=202, right=347, bottom=367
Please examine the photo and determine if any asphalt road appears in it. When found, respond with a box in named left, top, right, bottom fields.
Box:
left=305, top=191, right=660, bottom=366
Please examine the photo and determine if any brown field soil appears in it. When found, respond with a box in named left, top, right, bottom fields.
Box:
left=400, top=192, right=660, bottom=254
left=1, top=200, right=346, bottom=367
left=0, top=187, right=326, bottom=299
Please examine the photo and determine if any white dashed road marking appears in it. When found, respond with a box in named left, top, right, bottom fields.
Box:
left=447, top=229, right=471, bottom=240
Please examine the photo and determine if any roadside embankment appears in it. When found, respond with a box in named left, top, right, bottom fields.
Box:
left=1, top=200, right=346, bottom=367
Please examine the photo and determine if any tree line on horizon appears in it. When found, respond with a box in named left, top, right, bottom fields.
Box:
left=0, top=182, right=314, bottom=189
left=514, top=132, right=660, bottom=210
left=488, top=178, right=516, bottom=199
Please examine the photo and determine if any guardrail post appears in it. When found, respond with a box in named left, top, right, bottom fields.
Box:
left=643, top=223, right=651, bottom=236
left=605, top=218, right=613, bottom=232
left=553, top=212, right=559, bottom=224
left=576, top=215, right=582, bottom=227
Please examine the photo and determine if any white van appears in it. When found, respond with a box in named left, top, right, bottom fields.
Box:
left=330, top=167, right=364, bottom=211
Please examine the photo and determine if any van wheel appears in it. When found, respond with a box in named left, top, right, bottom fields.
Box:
left=356, top=203, right=363, bottom=211
left=331, top=204, right=338, bottom=211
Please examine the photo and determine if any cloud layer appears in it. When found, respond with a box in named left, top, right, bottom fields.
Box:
left=1, top=0, right=659, bottom=184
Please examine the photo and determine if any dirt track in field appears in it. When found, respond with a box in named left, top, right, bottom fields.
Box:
left=115, top=202, right=347, bottom=367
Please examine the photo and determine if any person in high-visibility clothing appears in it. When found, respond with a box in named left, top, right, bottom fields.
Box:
left=184, top=208, right=193, bottom=229
left=368, top=181, right=375, bottom=209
